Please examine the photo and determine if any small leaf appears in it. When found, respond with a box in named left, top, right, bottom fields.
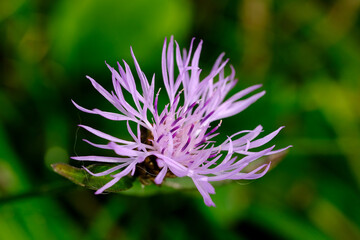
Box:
left=51, top=163, right=134, bottom=192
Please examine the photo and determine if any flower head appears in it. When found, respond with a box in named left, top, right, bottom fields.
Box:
left=72, top=36, right=289, bottom=206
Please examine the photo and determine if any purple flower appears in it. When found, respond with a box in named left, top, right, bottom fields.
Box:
left=72, top=36, right=289, bottom=206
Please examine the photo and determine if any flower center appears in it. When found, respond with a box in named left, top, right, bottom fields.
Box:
left=135, top=126, right=176, bottom=184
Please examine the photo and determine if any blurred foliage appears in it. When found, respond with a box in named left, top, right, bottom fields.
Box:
left=1, top=0, right=360, bottom=239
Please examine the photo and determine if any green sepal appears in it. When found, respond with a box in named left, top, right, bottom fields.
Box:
left=51, top=163, right=134, bottom=192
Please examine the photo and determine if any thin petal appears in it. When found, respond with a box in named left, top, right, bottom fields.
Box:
left=154, top=166, right=168, bottom=184
left=72, top=100, right=133, bottom=121
left=95, top=177, right=121, bottom=194
left=192, top=178, right=216, bottom=207
left=71, top=155, right=132, bottom=163
left=83, top=163, right=129, bottom=177
left=78, top=125, right=132, bottom=144
left=249, top=127, right=284, bottom=149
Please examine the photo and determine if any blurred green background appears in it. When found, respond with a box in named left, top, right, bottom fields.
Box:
left=1, top=0, right=360, bottom=239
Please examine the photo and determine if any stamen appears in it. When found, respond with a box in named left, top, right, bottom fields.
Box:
left=205, top=120, right=222, bottom=137
left=185, top=102, right=198, bottom=114
left=173, top=89, right=184, bottom=105
left=159, top=115, right=167, bottom=124
left=209, top=153, right=218, bottom=158
left=181, top=136, right=191, bottom=152
left=201, top=98, right=212, bottom=110
left=200, top=110, right=215, bottom=124
left=195, top=138, right=206, bottom=148
left=188, top=124, right=195, bottom=136
left=156, top=134, right=164, bottom=143
left=170, top=125, right=180, bottom=133
left=171, top=116, right=183, bottom=126
left=154, top=88, right=161, bottom=114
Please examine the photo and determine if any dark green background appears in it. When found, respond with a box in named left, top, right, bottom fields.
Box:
left=1, top=0, right=360, bottom=239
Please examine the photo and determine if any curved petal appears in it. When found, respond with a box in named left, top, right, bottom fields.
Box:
left=192, top=178, right=216, bottom=207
